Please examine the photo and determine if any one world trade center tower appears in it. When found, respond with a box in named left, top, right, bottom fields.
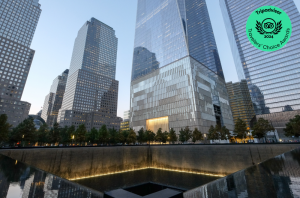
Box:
left=130, top=0, right=234, bottom=134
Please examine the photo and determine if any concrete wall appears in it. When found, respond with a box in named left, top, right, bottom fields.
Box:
left=0, top=144, right=299, bottom=180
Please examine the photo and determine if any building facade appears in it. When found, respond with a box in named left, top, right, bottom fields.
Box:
left=120, top=120, right=130, bottom=131
left=226, top=80, right=255, bottom=127
left=130, top=0, right=234, bottom=134
left=58, top=18, right=121, bottom=131
left=0, top=0, right=41, bottom=127
left=123, top=110, right=130, bottom=120
left=220, top=0, right=300, bottom=137
left=41, top=70, right=68, bottom=126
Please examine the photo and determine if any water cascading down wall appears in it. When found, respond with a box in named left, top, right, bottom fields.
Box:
left=0, top=144, right=299, bottom=181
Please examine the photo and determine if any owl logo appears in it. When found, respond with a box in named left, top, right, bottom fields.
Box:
left=256, top=18, right=282, bottom=34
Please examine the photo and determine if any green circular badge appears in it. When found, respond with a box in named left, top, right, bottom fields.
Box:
left=246, top=6, right=292, bottom=52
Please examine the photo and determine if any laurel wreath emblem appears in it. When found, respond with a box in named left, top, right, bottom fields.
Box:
left=256, top=20, right=282, bottom=34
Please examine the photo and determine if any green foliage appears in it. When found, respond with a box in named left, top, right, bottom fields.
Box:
left=192, top=128, right=203, bottom=143
left=137, top=128, right=146, bottom=144
left=0, top=114, right=12, bottom=143
left=59, top=126, right=70, bottom=145
left=179, top=127, right=192, bottom=143
left=87, top=127, right=99, bottom=144
left=168, top=128, right=177, bottom=144
left=155, top=128, right=164, bottom=143
left=218, top=125, right=231, bottom=140
left=10, top=118, right=37, bottom=146
left=49, top=122, right=60, bottom=144
left=252, top=118, right=274, bottom=140
left=162, top=131, right=169, bottom=143
left=119, top=130, right=129, bottom=144
left=76, top=124, right=87, bottom=144
left=145, top=130, right=155, bottom=144
left=284, top=115, right=300, bottom=138
left=127, top=129, right=137, bottom=144
left=109, top=128, right=119, bottom=144
left=233, top=118, right=249, bottom=139
left=68, top=125, right=76, bottom=142
left=36, top=123, right=49, bottom=146
left=207, top=125, right=219, bottom=140
left=98, top=125, right=109, bottom=144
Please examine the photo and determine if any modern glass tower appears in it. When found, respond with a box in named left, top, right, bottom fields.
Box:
left=58, top=18, right=120, bottom=130
left=131, top=0, right=224, bottom=81
left=0, top=0, right=41, bottom=127
left=220, top=0, right=300, bottom=139
left=42, top=69, right=69, bottom=126
left=130, top=0, right=234, bottom=134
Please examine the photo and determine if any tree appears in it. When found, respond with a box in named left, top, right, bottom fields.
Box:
left=119, top=130, right=129, bottom=144
left=155, top=128, right=164, bottom=143
left=219, top=126, right=231, bottom=140
left=168, top=128, right=177, bottom=144
left=233, top=118, right=248, bottom=141
left=109, top=128, right=119, bottom=145
left=0, top=114, right=12, bottom=143
left=252, top=118, right=274, bottom=142
left=179, top=127, right=192, bottom=143
left=49, top=122, right=60, bottom=145
left=192, top=128, right=203, bottom=143
left=59, top=126, right=70, bottom=146
left=284, top=115, right=300, bottom=138
left=162, top=131, right=169, bottom=144
left=11, top=118, right=37, bottom=146
left=87, top=127, right=99, bottom=144
left=207, top=125, right=219, bottom=140
left=145, top=130, right=155, bottom=144
left=98, top=125, right=109, bottom=145
left=36, top=123, right=49, bottom=146
left=137, top=128, right=146, bottom=144
left=75, top=124, right=87, bottom=145
left=67, top=125, right=76, bottom=144
left=127, top=129, right=137, bottom=144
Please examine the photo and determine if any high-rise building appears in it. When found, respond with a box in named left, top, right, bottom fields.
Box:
left=123, top=110, right=130, bottom=120
left=58, top=18, right=120, bottom=131
left=41, top=69, right=68, bottom=126
left=0, top=0, right=41, bottom=127
left=130, top=0, right=234, bottom=134
left=220, top=0, right=300, bottom=139
left=226, top=80, right=255, bottom=127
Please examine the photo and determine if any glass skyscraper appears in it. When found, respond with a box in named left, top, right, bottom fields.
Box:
left=0, top=0, right=41, bottom=127
left=42, top=69, right=69, bottom=126
left=131, top=0, right=224, bottom=81
left=220, top=0, right=300, bottom=139
left=58, top=18, right=120, bottom=130
left=130, top=0, right=234, bottom=134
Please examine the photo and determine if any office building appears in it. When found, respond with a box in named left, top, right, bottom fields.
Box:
left=226, top=80, right=255, bottom=127
left=130, top=0, right=234, bottom=133
left=123, top=110, right=130, bottom=120
left=0, top=0, right=41, bottom=127
left=58, top=18, right=121, bottom=131
left=121, top=120, right=130, bottom=131
left=41, top=69, right=68, bottom=126
left=220, top=0, right=300, bottom=138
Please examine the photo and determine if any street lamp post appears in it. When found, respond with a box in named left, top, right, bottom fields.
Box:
left=22, top=135, right=24, bottom=147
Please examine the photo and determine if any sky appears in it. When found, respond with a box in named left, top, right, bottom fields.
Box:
left=25, top=0, right=300, bottom=118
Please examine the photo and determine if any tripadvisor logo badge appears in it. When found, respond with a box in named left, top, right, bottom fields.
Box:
left=246, top=6, right=292, bottom=52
